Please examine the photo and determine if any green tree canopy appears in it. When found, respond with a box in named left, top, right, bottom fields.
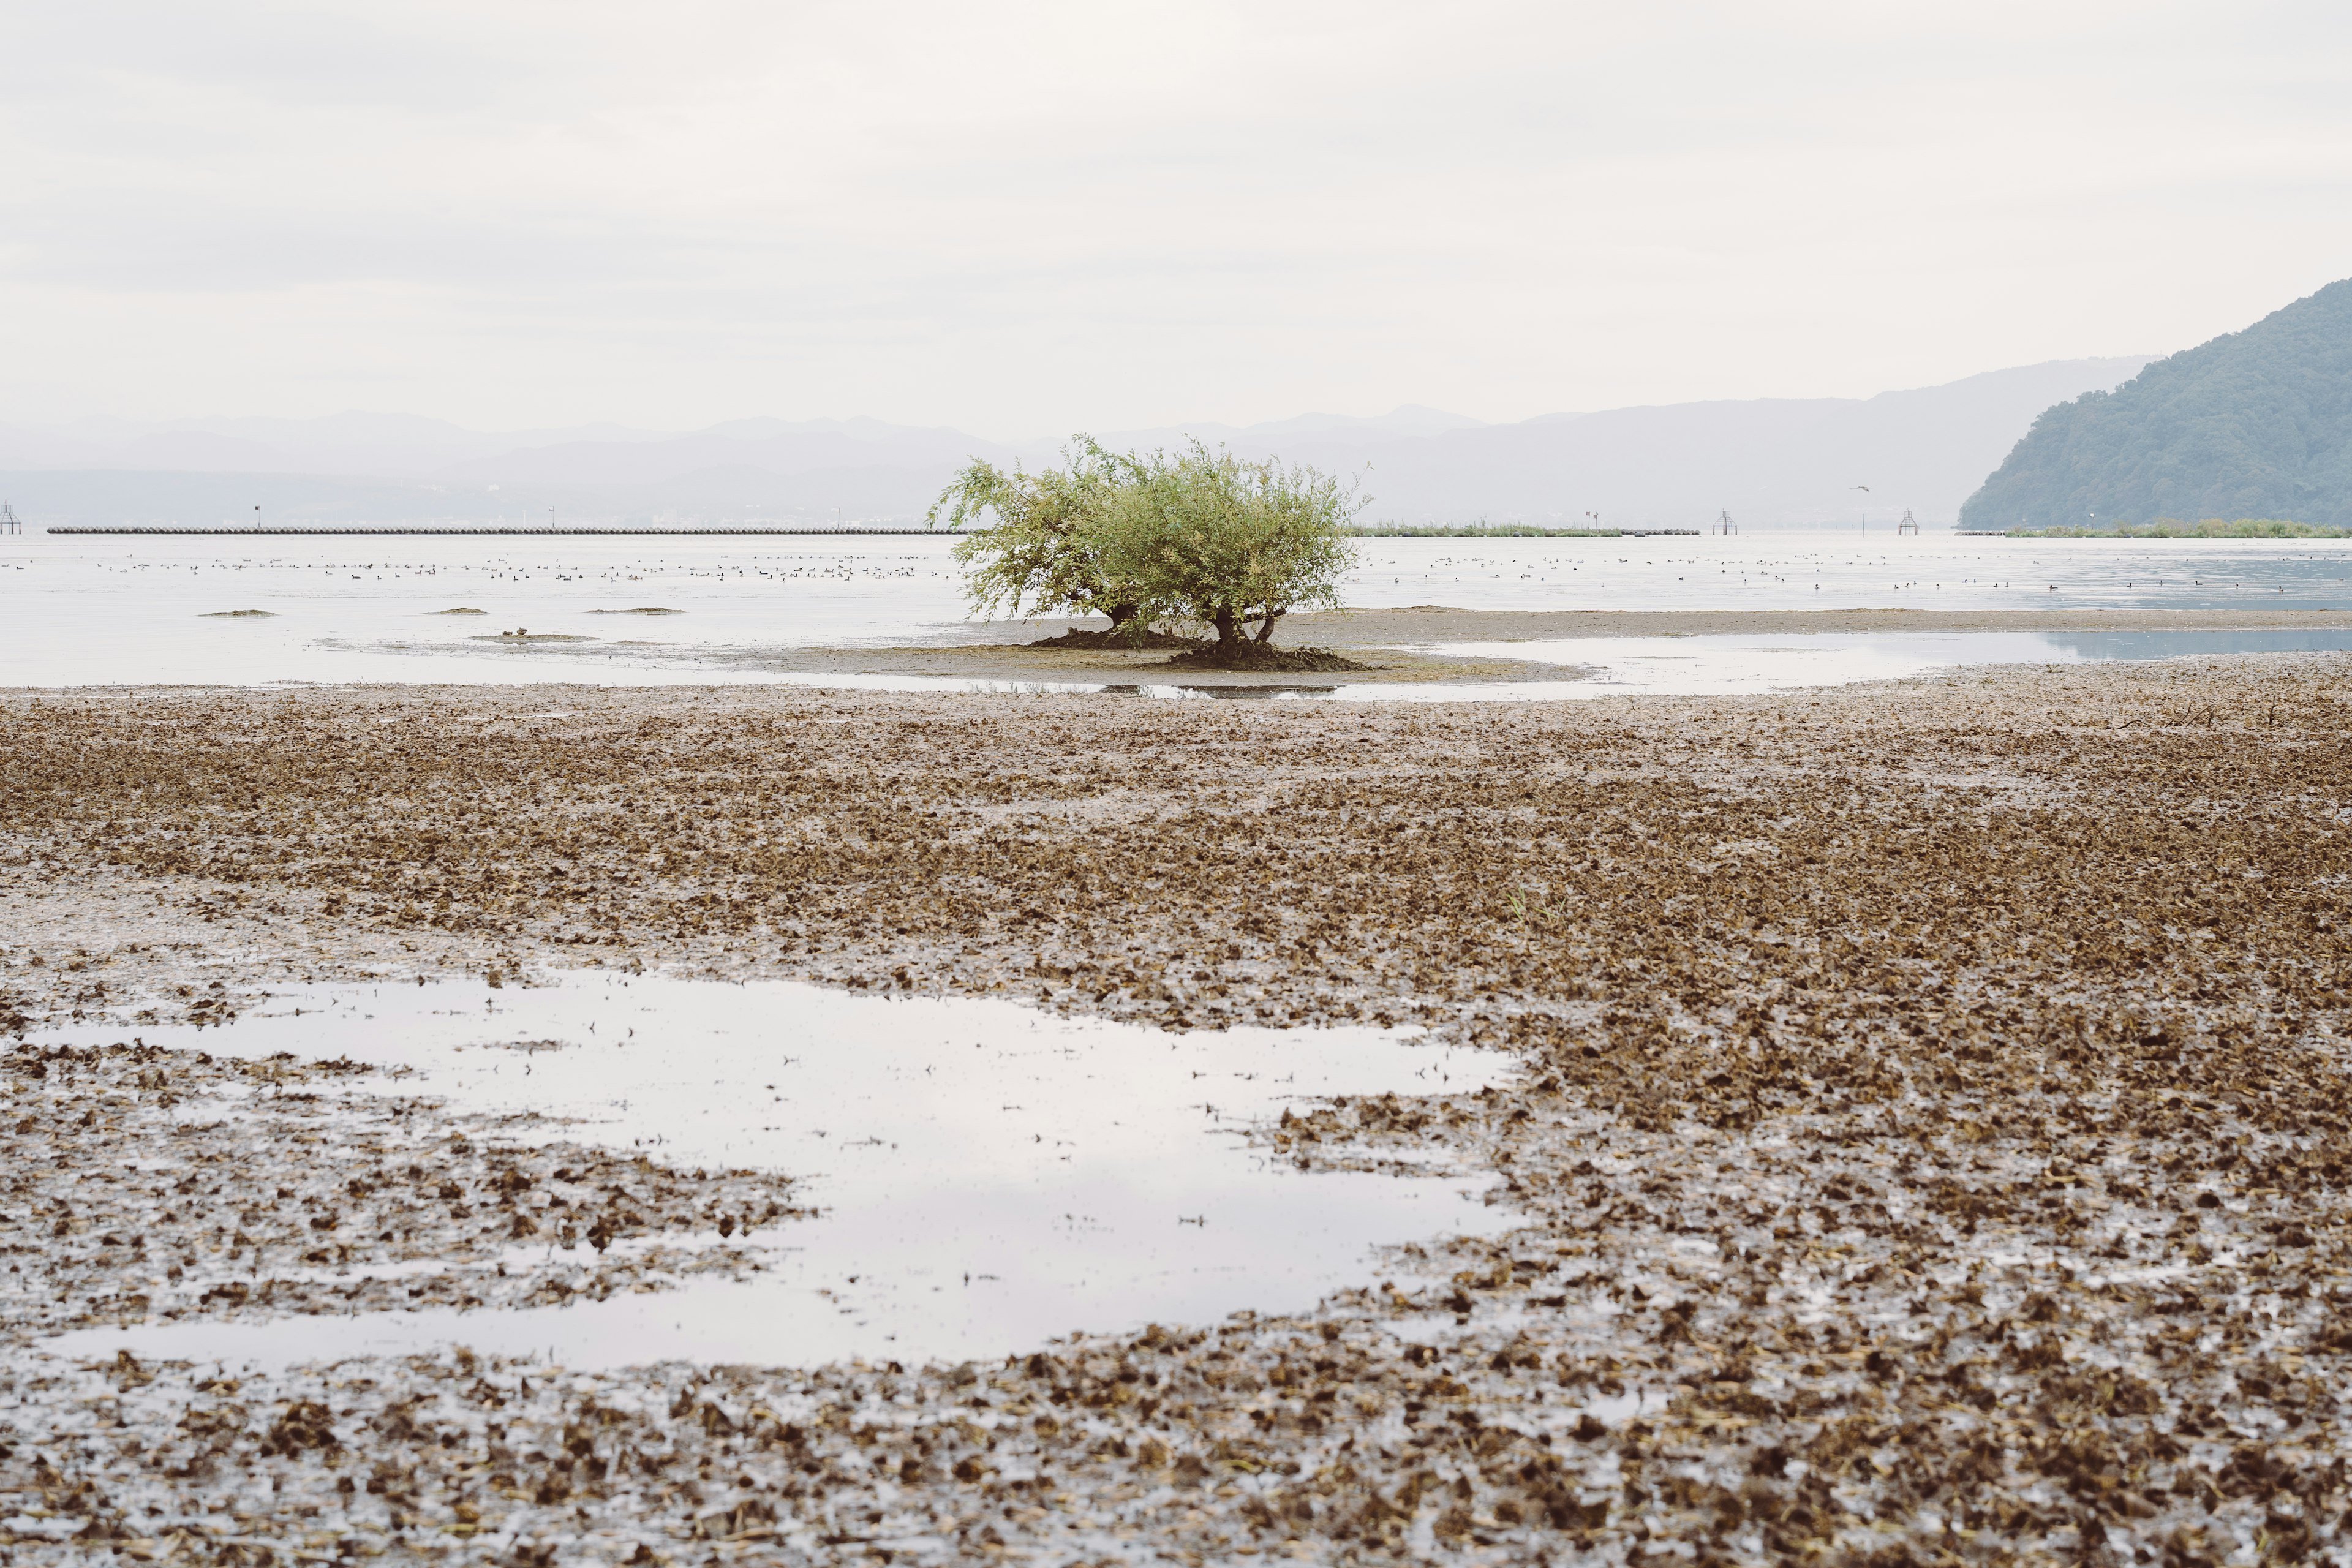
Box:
left=937, top=438, right=1363, bottom=650
left=1099, top=441, right=1363, bottom=649
left=929, top=439, right=1148, bottom=631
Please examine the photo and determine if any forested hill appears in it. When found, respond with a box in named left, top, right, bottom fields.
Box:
left=1961, top=277, right=2352, bottom=529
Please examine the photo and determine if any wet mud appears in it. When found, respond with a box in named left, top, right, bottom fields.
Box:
left=4, top=651, right=2352, bottom=1562
left=0, top=1041, right=805, bottom=1345
left=574, top=606, right=2352, bottom=689
left=1158, top=644, right=1374, bottom=674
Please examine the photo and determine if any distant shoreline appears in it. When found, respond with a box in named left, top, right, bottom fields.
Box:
left=1988, top=520, right=2352, bottom=539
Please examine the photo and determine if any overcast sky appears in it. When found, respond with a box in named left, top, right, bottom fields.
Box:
left=4, top=1, right=2350, bottom=437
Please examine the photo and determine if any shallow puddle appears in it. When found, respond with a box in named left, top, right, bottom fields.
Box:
left=1368, top=627, right=2352, bottom=699
left=29, top=976, right=1510, bottom=1371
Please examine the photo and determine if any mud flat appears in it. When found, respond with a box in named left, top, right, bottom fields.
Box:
left=472, top=605, right=2352, bottom=688
left=0, top=1043, right=806, bottom=1344
left=4, top=652, right=2352, bottom=1562
left=471, top=628, right=1587, bottom=688
left=1290, top=604, right=2352, bottom=638
left=1159, top=604, right=2352, bottom=645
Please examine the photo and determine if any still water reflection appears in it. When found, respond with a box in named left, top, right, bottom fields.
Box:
left=29, top=976, right=1507, bottom=1371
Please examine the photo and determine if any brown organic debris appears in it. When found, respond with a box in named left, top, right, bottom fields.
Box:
left=2, top=650, right=2350, bottom=1562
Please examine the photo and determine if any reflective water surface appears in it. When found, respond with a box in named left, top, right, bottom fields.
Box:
left=1371, top=627, right=2352, bottom=701
left=5, top=529, right=2349, bottom=688
left=28, top=976, right=1509, bottom=1371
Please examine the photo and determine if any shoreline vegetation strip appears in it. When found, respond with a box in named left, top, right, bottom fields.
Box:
left=2003, top=518, right=2352, bottom=538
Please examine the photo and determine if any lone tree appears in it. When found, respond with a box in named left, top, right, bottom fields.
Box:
left=1102, top=441, right=1363, bottom=652
left=929, top=439, right=1149, bottom=635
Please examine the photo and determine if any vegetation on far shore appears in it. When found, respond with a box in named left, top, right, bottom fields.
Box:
left=2007, top=518, right=2351, bottom=538
left=931, top=437, right=1365, bottom=664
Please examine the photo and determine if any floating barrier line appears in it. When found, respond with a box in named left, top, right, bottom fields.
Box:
left=41, top=526, right=952, bottom=537
left=43, top=524, right=1714, bottom=538
left=1347, top=527, right=1702, bottom=538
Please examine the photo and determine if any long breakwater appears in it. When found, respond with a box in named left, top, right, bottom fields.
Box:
left=42, top=526, right=949, bottom=537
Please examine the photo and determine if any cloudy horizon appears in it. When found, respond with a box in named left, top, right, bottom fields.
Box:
left=6, top=2, right=2350, bottom=440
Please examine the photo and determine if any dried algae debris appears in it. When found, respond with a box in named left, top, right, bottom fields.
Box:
left=0, top=1041, right=807, bottom=1342
left=2, top=653, right=2351, bottom=1563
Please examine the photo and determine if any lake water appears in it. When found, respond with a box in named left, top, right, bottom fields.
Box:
left=12, top=534, right=2348, bottom=1374
left=26, top=976, right=1509, bottom=1372
left=5, top=529, right=2350, bottom=692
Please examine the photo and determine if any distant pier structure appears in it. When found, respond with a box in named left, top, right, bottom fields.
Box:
left=0, top=502, right=19, bottom=536
left=1711, top=510, right=1738, bottom=535
left=1897, top=510, right=1920, bottom=536
left=49, top=524, right=951, bottom=537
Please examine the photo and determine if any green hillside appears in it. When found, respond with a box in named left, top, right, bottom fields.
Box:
left=1961, top=278, right=2352, bottom=529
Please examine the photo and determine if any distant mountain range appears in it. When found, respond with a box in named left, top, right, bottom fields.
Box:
left=1, top=360, right=2153, bottom=529
left=1963, top=279, right=2352, bottom=529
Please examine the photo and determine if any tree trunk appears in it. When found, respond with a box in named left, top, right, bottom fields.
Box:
left=1253, top=608, right=1283, bottom=644
left=1211, top=609, right=1245, bottom=648
left=1105, top=603, right=1139, bottom=633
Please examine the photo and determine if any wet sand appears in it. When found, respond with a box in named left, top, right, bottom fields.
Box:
left=6, top=650, right=2352, bottom=1562
left=1074, top=604, right=2352, bottom=644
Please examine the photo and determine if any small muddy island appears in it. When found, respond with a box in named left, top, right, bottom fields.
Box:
left=5, top=647, right=2352, bottom=1563
left=501, top=604, right=2352, bottom=690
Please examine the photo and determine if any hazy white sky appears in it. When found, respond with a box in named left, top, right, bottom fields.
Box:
left=4, top=1, right=2350, bottom=437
